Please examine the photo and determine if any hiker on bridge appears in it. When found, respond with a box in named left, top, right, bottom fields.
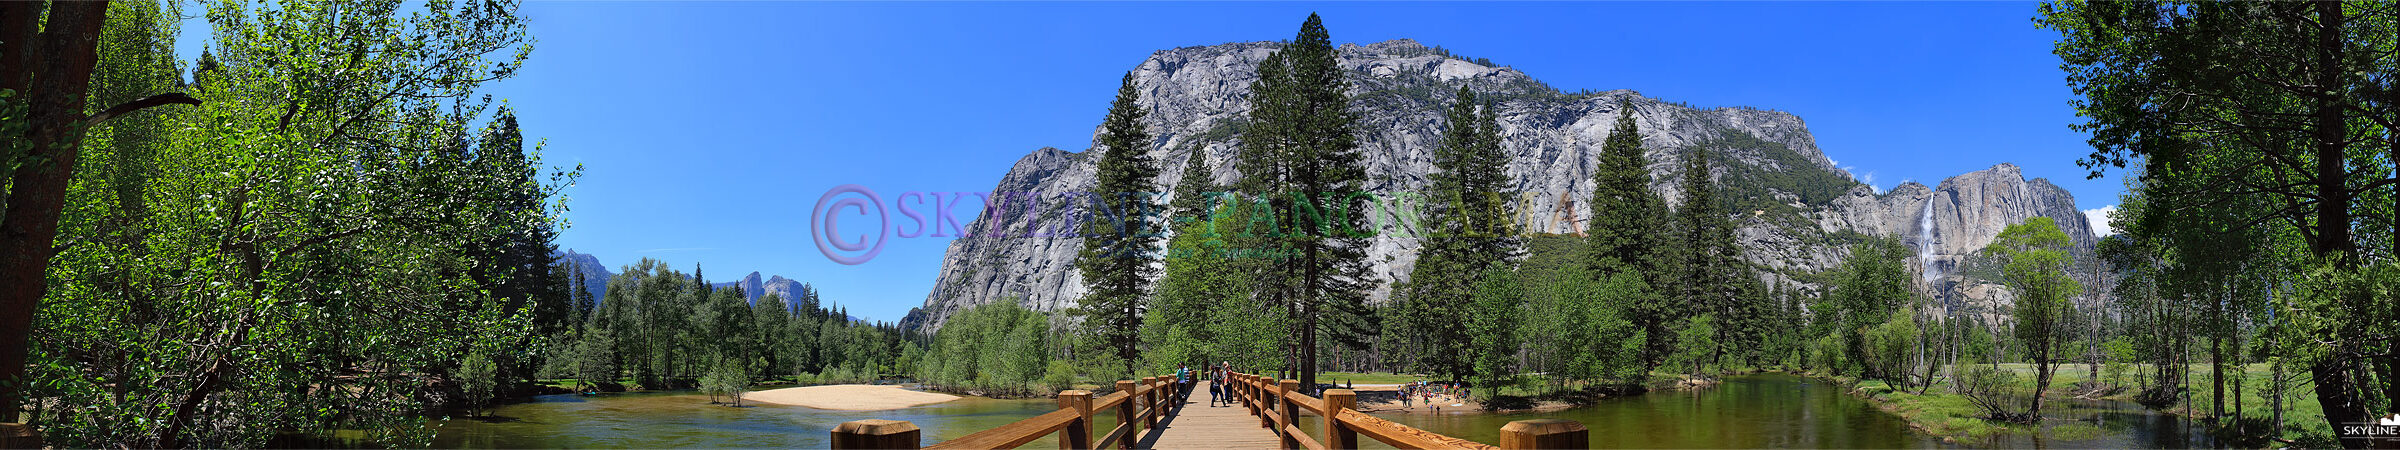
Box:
left=1208, top=362, right=1230, bottom=407
left=1176, top=364, right=1194, bottom=402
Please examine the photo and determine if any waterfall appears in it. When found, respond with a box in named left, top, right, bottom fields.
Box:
left=1917, top=199, right=1941, bottom=282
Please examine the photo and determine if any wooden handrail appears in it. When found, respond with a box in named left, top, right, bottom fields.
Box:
left=1223, top=371, right=1587, bottom=450
left=1336, top=409, right=1498, bottom=449
left=835, top=374, right=1187, bottom=449
left=923, top=408, right=1079, bottom=450
left=829, top=368, right=1587, bottom=449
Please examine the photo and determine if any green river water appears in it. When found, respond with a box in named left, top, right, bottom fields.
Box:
left=433, top=374, right=2212, bottom=448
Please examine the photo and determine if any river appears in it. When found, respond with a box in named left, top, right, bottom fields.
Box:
left=431, top=391, right=1059, bottom=448
left=1350, top=373, right=2212, bottom=449
left=433, top=374, right=2210, bottom=448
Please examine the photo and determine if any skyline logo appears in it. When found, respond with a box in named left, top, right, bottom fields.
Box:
left=809, top=184, right=1596, bottom=265
left=2344, top=413, right=2400, bottom=443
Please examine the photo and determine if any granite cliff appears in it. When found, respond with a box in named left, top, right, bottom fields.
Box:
left=902, top=39, right=2095, bottom=331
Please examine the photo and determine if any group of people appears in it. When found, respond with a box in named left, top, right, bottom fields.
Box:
left=1172, top=362, right=1240, bottom=407
left=1397, top=380, right=1467, bottom=411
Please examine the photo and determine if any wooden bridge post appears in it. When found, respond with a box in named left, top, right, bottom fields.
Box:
left=1276, top=379, right=1300, bottom=450
left=1141, top=377, right=1161, bottom=427
left=831, top=419, right=921, bottom=449
left=1058, top=390, right=1093, bottom=450
left=1323, top=389, right=1357, bottom=449
left=1499, top=419, right=1589, bottom=449
left=1253, top=375, right=1271, bottom=428
left=1114, top=380, right=1138, bottom=449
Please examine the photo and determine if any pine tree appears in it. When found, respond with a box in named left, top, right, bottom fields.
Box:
left=1234, top=14, right=1378, bottom=389
left=1170, top=146, right=1219, bottom=222
left=1467, top=267, right=1524, bottom=394
left=1669, top=145, right=1747, bottom=372
left=467, top=109, right=567, bottom=384
left=1075, top=71, right=1163, bottom=376
left=1400, top=86, right=1518, bottom=381
left=1584, top=98, right=1671, bottom=369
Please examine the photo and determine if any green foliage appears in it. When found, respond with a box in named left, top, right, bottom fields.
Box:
left=1987, top=217, right=2080, bottom=419
left=1668, top=143, right=1764, bottom=372
left=1861, top=314, right=1921, bottom=385
left=1144, top=202, right=1282, bottom=375
left=1667, top=315, right=1718, bottom=376
left=1809, top=333, right=1851, bottom=376
left=2102, top=337, right=2134, bottom=386
left=1518, top=239, right=1646, bottom=385
left=571, top=325, right=618, bottom=393
left=1041, top=360, right=1080, bottom=393
left=700, top=357, right=751, bottom=406
left=918, top=302, right=1055, bottom=396
left=556, top=259, right=902, bottom=401
left=26, top=0, right=567, bottom=446
left=1466, top=267, right=1523, bottom=391
left=1954, top=363, right=2035, bottom=423
left=1584, top=99, right=1673, bottom=370
left=1813, top=236, right=1918, bottom=381
left=459, top=352, right=500, bottom=416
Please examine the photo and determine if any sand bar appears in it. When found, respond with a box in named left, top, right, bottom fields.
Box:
left=745, top=384, right=961, bottom=410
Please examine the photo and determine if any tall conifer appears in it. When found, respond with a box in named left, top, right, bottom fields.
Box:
left=1075, top=72, right=1163, bottom=376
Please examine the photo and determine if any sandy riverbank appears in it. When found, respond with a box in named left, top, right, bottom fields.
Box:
left=745, top=384, right=961, bottom=410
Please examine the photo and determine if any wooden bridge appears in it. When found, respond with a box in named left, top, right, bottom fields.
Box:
left=829, top=371, right=1589, bottom=449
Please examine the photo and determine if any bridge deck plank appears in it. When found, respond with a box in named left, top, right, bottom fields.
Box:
left=1139, top=382, right=1284, bottom=449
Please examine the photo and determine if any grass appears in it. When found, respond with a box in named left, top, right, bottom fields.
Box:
left=1815, top=361, right=2337, bottom=446
left=1863, top=380, right=2021, bottom=445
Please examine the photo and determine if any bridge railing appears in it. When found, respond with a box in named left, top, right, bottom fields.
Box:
left=831, top=371, right=1588, bottom=449
left=830, top=375, right=1185, bottom=449
left=1225, top=371, right=1588, bottom=450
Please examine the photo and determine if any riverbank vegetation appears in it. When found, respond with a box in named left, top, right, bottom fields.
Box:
left=543, top=260, right=912, bottom=395
left=3, top=0, right=577, bottom=446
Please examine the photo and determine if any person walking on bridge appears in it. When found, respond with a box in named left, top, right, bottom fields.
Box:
left=1206, top=363, right=1225, bottom=407
left=1176, top=364, right=1194, bottom=404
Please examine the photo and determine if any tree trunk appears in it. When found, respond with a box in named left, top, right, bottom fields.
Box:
left=2031, top=347, right=2051, bottom=421
left=2301, top=2, right=2381, bottom=447
left=0, top=0, right=115, bottom=417
left=2215, top=333, right=2226, bottom=421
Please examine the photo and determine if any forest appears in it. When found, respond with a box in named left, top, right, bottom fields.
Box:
left=0, top=0, right=896, bottom=446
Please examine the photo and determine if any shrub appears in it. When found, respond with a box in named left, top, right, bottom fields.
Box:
left=458, top=352, right=498, bottom=416
left=1041, top=360, right=1078, bottom=393
left=1861, top=315, right=1920, bottom=385
left=1953, top=363, right=2035, bottom=423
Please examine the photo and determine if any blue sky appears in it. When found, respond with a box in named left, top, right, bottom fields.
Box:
left=182, top=1, right=2126, bottom=323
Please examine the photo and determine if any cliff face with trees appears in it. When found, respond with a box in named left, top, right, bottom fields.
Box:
left=905, top=38, right=2101, bottom=332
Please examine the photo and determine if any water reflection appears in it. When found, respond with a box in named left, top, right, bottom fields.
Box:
left=432, top=390, right=1057, bottom=448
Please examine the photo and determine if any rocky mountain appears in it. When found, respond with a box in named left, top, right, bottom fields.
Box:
left=1813, top=164, right=2101, bottom=316
left=714, top=271, right=813, bottom=306
left=902, top=39, right=2096, bottom=332
left=557, top=252, right=819, bottom=310
left=555, top=249, right=613, bottom=304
